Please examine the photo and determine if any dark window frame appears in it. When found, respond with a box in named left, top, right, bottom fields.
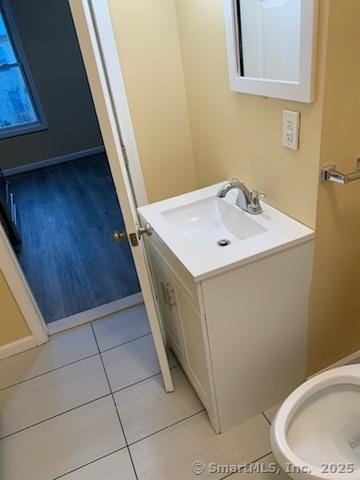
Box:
left=0, top=0, right=47, bottom=139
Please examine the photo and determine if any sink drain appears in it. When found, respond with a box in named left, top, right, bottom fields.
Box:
left=217, top=239, right=231, bottom=247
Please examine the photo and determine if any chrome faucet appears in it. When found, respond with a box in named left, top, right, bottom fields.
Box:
left=216, top=178, right=265, bottom=215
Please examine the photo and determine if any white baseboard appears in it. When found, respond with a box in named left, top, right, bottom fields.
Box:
left=3, top=146, right=105, bottom=176
left=0, top=335, right=37, bottom=360
left=309, top=348, right=360, bottom=378
left=48, top=293, right=144, bottom=335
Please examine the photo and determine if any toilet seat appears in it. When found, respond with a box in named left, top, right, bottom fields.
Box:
left=271, top=365, right=360, bottom=480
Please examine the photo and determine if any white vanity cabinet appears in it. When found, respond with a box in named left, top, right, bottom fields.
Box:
left=145, top=230, right=314, bottom=434
left=145, top=234, right=217, bottom=429
left=138, top=183, right=315, bottom=434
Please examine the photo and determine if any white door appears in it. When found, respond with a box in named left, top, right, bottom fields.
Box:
left=69, top=0, right=174, bottom=392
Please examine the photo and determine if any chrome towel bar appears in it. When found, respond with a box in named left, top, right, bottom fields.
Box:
left=320, top=159, right=360, bottom=184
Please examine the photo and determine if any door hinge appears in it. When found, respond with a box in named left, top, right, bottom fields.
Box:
left=129, top=232, right=139, bottom=247
left=121, top=144, right=129, bottom=168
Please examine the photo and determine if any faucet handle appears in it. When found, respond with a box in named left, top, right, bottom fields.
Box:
left=251, top=190, right=266, bottom=201
left=248, top=190, right=265, bottom=215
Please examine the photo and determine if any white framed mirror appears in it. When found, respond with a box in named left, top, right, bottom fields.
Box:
left=224, top=0, right=319, bottom=103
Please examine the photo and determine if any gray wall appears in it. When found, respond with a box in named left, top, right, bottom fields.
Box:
left=0, top=0, right=103, bottom=170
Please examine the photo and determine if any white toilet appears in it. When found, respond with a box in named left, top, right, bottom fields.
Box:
left=271, top=365, right=360, bottom=479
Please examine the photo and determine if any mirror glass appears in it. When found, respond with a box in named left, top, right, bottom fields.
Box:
left=236, top=0, right=301, bottom=82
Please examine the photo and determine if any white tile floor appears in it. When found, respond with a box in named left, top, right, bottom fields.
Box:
left=0, top=303, right=288, bottom=480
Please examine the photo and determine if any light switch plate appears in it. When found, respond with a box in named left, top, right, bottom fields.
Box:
left=282, top=110, right=300, bottom=150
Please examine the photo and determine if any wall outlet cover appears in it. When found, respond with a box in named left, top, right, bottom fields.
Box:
left=282, top=110, right=300, bottom=150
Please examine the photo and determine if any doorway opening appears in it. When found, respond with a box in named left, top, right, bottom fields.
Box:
left=5, top=153, right=141, bottom=325
left=0, top=0, right=140, bottom=329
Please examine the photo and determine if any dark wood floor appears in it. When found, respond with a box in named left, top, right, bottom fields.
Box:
left=8, top=153, right=140, bottom=324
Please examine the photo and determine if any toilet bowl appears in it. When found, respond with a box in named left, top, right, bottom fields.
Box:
left=271, top=365, right=360, bottom=480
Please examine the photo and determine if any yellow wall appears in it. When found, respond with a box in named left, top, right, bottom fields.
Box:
left=308, top=0, right=360, bottom=373
left=172, top=0, right=360, bottom=373
left=3, top=0, right=360, bottom=376
left=107, top=0, right=197, bottom=202
left=174, top=0, right=329, bottom=229
left=0, top=269, right=30, bottom=347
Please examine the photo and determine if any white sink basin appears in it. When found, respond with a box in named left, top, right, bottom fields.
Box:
left=162, top=197, right=266, bottom=252
left=138, top=183, right=314, bottom=280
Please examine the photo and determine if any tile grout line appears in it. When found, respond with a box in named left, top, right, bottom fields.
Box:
left=1, top=320, right=203, bottom=477
left=90, top=322, right=139, bottom=480
left=49, top=383, right=205, bottom=479
left=0, top=352, right=100, bottom=393
left=219, top=451, right=274, bottom=480
left=51, top=446, right=129, bottom=480
left=0, top=320, right=277, bottom=480
left=0, top=392, right=112, bottom=441
left=0, top=330, right=153, bottom=394
left=0, top=363, right=179, bottom=441
left=111, top=363, right=179, bottom=396
left=0, top=318, right=106, bottom=363
left=262, top=412, right=272, bottom=425
left=47, top=300, right=145, bottom=338
left=127, top=409, right=206, bottom=447
left=99, top=331, right=152, bottom=355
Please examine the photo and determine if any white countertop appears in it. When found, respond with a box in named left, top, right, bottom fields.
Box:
left=138, top=183, right=315, bottom=281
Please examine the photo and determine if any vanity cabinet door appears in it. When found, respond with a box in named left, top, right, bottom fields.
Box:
left=146, top=242, right=185, bottom=361
left=146, top=238, right=217, bottom=429
left=175, top=289, right=211, bottom=404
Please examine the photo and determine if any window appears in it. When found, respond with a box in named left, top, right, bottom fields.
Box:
left=0, top=1, right=46, bottom=138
